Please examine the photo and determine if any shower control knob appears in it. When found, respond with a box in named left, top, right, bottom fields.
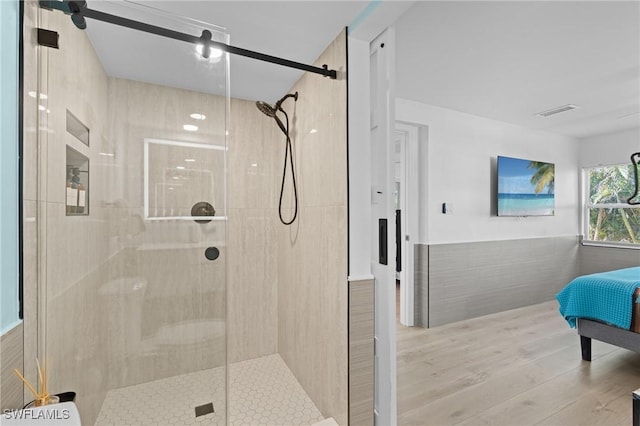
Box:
left=191, top=201, right=216, bottom=223
left=204, top=247, right=220, bottom=261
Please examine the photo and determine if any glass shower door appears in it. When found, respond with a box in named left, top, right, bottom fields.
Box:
left=33, top=2, right=228, bottom=424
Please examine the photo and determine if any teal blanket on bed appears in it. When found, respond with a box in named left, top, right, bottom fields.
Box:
left=556, top=267, right=640, bottom=329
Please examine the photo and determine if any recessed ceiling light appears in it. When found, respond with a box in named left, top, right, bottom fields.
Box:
left=190, top=113, right=206, bottom=120
left=535, top=104, right=580, bottom=117
left=251, top=163, right=258, bottom=167
left=310, top=129, right=318, bottom=134
left=184, top=158, right=196, bottom=162
left=183, top=124, right=198, bottom=132
left=172, top=176, right=180, bottom=180
left=38, top=105, right=46, bottom=111
left=99, top=152, right=115, bottom=157
left=176, top=166, right=185, bottom=170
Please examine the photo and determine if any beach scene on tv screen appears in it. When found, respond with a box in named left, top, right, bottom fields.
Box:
left=498, top=156, right=555, bottom=216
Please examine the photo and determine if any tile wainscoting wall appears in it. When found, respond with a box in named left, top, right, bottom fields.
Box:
left=415, top=236, right=581, bottom=327
left=415, top=236, right=640, bottom=328
left=579, top=244, right=640, bottom=275
left=0, top=323, right=24, bottom=410
left=348, top=278, right=375, bottom=426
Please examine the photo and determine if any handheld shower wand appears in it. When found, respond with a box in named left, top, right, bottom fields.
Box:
left=256, top=92, right=299, bottom=225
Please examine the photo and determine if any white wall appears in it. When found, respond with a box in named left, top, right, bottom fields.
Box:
left=397, top=98, right=581, bottom=245
left=579, top=127, right=640, bottom=168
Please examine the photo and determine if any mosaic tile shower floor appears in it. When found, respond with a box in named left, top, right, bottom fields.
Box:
left=95, top=354, right=324, bottom=426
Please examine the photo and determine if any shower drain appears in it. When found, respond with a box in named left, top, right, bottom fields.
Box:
left=194, top=402, right=215, bottom=417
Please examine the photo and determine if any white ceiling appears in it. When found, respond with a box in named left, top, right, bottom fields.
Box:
left=395, top=1, right=640, bottom=139
left=85, top=1, right=373, bottom=103
left=83, top=1, right=640, bottom=139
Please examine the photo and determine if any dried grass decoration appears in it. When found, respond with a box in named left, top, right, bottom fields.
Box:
left=14, top=359, right=60, bottom=407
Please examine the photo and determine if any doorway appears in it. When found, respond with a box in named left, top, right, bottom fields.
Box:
left=394, top=122, right=421, bottom=327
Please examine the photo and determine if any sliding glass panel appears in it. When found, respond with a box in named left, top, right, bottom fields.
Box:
left=35, top=2, right=228, bottom=423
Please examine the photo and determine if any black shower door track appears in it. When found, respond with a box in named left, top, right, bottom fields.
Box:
left=39, top=0, right=338, bottom=80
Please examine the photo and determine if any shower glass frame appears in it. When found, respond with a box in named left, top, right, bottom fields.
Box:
left=33, top=1, right=230, bottom=423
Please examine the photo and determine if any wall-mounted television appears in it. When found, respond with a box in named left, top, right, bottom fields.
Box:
left=497, top=156, right=555, bottom=216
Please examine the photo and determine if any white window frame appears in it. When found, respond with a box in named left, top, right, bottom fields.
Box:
left=582, top=164, right=640, bottom=249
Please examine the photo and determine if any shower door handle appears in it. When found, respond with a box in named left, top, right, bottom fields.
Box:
left=204, top=247, right=220, bottom=261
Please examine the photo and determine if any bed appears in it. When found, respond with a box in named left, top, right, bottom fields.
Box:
left=557, top=267, right=640, bottom=362
left=558, top=266, right=640, bottom=424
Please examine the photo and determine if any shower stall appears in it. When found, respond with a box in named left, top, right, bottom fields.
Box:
left=22, top=1, right=349, bottom=424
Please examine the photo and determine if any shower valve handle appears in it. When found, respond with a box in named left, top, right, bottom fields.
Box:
left=204, top=247, right=220, bottom=261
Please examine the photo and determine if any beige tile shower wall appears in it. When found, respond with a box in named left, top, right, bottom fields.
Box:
left=105, top=81, right=281, bottom=378
left=105, top=78, right=227, bottom=390
left=227, top=98, right=280, bottom=363
left=277, top=29, right=349, bottom=425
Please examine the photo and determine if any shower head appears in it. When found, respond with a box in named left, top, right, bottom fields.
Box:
left=256, top=92, right=298, bottom=136
left=256, top=101, right=277, bottom=118
left=256, top=100, right=286, bottom=134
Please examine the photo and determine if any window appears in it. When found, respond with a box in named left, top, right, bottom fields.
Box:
left=584, top=163, right=640, bottom=247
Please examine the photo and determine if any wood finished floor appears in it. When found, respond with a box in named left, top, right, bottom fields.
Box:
left=397, top=301, right=640, bottom=426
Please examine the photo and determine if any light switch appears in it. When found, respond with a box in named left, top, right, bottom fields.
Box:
left=372, top=186, right=383, bottom=204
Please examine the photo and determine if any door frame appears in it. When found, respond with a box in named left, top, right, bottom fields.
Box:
left=369, top=27, right=397, bottom=426
left=395, top=122, right=420, bottom=327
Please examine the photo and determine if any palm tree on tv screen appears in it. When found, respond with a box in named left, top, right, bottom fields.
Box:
left=528, top=161, right=555, bottom=195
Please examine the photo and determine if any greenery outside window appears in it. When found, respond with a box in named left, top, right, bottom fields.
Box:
left=584, top=163, right=640, bottom=247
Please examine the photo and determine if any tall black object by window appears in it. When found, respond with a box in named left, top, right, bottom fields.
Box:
left=628, top=152, right=640, bottom=205
left=38, top=0, right=337, bottom=80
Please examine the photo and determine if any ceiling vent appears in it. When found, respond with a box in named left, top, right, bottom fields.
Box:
left=535, top=104, right=580, bottom=117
